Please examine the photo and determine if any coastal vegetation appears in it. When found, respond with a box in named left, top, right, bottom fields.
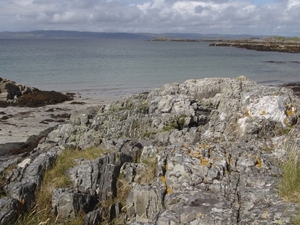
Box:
left=15, top=147, right=105, bottom=225
left=279, top=133, right=300, bottom=224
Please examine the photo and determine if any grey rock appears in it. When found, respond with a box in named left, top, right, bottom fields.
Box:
left=70, top=106, right=100, bottom=126
left=5, top=181, right=37, bottom=212
left=84, top=209, right=105, bottom=225
left=52, top=188, right=98, bottom=219
left=0, top=77, right=36, bottom=102
left=126, top=183, right=165, bottom=223
left=2, top=77, right=300, bottom=224
left=22, top=149, right=58, bottom=186
left=0, top=197, right=22, bottom=225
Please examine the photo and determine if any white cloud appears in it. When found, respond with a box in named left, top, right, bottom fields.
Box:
left=0, top=0, right=299, bottom=36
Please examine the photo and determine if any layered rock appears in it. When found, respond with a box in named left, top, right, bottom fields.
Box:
left=0, top=77, right=36, bottom=103
left=0, top=77, right=73, bottom=107
left=0, top=77, right=300, bottom=224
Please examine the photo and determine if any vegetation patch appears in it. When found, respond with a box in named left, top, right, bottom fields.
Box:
left=278, top=137, right=300, bottom=224
left=138, top=158, right=157, bottom=184
left=98, top=177, right=131, bottom=223
left=15, top=147, right=104, bottom=225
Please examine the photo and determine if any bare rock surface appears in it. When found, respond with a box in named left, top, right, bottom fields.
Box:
left=0, top=77, right=300, bottom=224
left=0, top=78, right=121, bottom=155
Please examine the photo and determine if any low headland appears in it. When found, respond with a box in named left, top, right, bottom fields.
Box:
left=207, top=36, right=300, bottom=53
left=152, top=36, right=300, bottom=53
left=1, top=76, right=300, bottom=224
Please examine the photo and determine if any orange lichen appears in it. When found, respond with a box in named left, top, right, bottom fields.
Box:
left=198, top=213, right=204, bottom=218
left=255, top=156, right=263, bottom=168
left=190, top=151, right=201, bottom=159
left=260, top=110, right=266, bottom=116
left=160, top=176, right=166, bottom=183
left=285, top=104, right=297, bottom=116
left=199, top=144, right=211, bottom=149
left=200, top=158, right=210, bottom=166
left=167, top=187, right=172, bottom=194
left=183, top=143, right=189, bottom=148
left=162, top=163, right=168, bottom=172
left=244, top=109, right=250, bottom=117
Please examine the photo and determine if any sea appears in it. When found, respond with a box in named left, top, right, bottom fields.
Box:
left=1, top=38, right=300, bottom=99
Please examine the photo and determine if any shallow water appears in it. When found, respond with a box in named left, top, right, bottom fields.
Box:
left=1, top=38, right=300, bottom=97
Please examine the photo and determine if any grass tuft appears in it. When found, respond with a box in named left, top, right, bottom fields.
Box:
left=278, top=136, right=300, bottom=224
left=15, top=147, right=104, bottom=224
left=138, top=158, right=157, bottom=184
left=279, top=141, right=300, bottom=204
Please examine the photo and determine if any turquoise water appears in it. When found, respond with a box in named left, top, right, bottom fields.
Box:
left=1, top=38, right=300, bottom=97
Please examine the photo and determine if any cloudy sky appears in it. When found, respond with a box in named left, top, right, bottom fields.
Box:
left=0, top=0, right=299, bottom=36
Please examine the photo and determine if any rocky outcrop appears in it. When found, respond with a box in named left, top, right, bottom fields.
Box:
left=0, top=78, right=35, bottom=103
left=0, top=77, right=300, bottom=224
left=0, top=77, right=73, bottom=107
left=209, top=39, right=300, bottom=53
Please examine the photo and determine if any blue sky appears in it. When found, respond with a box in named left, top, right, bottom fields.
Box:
left=0, top=0, right=299, bottom=36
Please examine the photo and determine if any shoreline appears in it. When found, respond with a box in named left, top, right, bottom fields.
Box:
left=208, top=38, right=300, bottom=53
left=0, top=80, right=299, bottom=155
left=0, top=92, right=126, bottom=155
left=149, top=36, right=300, bottom=53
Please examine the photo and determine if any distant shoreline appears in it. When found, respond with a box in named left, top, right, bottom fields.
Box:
left=151, top=36, right=300, bottom=53
left=208, top=37, right=300, bottom=53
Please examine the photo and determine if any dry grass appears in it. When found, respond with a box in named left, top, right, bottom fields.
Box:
left=278, top=136, right=300, bottom=224
left=15, top=147, right=104, bottom=225
left=279, top=140, right=300, bottom=204
left=97, top=177, right=132, bottom=224
left=138, top=158, right=157, bottom=184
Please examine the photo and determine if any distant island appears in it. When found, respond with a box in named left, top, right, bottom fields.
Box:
left=149, top=35, right=300, bottom=53
left=208, top=36, right=300, bottom=53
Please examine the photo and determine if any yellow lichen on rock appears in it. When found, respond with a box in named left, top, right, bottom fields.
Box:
left=167, top=187, right=172, bottom=194
left=200, top=158, right=210, bottom=166
left=285, top=103, right=297, bottom=116
left=244, top=109, right=250, bottom=117
left=255, top=156, right=263, bottom=168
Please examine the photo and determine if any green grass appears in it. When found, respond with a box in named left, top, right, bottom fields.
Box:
left=278, top=137, right=300, bottom=224
left=279, top=141, right=300, bottom=203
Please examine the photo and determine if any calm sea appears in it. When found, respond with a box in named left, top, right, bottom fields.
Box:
left=1, top=38, right=300, bottom=98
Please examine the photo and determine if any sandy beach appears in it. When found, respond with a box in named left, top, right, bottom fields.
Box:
left=0, top=91, right=127, bottom=155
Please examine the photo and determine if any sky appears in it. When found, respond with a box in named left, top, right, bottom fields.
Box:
left=0, top=0, right=299, bottom=36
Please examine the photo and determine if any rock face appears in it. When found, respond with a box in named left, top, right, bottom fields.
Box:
left=0, top=77, right=300, bottom=224
left=0, top=77, right=36, bottom=102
